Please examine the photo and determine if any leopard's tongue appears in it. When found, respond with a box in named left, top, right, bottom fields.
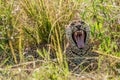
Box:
left=76, top=36, right=85, bottom=48
left=74, top=31, right=85, bottom=48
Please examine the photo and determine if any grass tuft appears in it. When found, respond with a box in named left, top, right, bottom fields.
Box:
left=0, top=0, right=119, bottom=79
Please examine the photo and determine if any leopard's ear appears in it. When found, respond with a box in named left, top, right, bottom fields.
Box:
left=65, top=25, right=68, bottom=31
left=65, top=24, right=71, bottom=35
left=65, top=24, right=71, bottom=31
left=65, top=25, right=68, bottom=28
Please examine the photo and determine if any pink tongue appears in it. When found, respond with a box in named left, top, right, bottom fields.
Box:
left=76, top=36, right=84, bottom=48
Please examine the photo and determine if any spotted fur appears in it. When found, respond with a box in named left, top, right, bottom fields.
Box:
left=65, top=20, right=99, bottom=72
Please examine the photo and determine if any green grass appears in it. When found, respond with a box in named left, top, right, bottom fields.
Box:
left=0, top=0, right=120, bottom=80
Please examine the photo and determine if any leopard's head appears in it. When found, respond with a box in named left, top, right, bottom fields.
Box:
left=66, top=20, right=90, bottom=52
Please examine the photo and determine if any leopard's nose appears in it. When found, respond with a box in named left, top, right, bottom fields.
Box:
left=76, top=25, right=81, bottom=30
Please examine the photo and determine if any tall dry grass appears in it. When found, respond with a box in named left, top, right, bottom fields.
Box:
left=0, top=0, right=120, bottom=79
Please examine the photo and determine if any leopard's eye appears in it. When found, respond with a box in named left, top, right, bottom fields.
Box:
left=75, top=25, right=81, bottom=30
left=71, top=23, right=75, bottom=26
left=81, top=21, right=85, bottom=24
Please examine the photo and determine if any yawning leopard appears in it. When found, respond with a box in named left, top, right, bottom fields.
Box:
left=65, top=20, right=99, bottom=73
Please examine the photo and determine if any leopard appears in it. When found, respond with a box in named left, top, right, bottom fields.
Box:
left=65, top=20, right=120, bottom=79
left=65, top=20, right=99, bottom=73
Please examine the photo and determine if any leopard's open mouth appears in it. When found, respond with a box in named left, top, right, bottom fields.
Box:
left=72, top=30, right=86, bottom=49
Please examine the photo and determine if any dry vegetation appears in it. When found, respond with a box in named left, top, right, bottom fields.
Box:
left=0, top=0, right=120, bottom=80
